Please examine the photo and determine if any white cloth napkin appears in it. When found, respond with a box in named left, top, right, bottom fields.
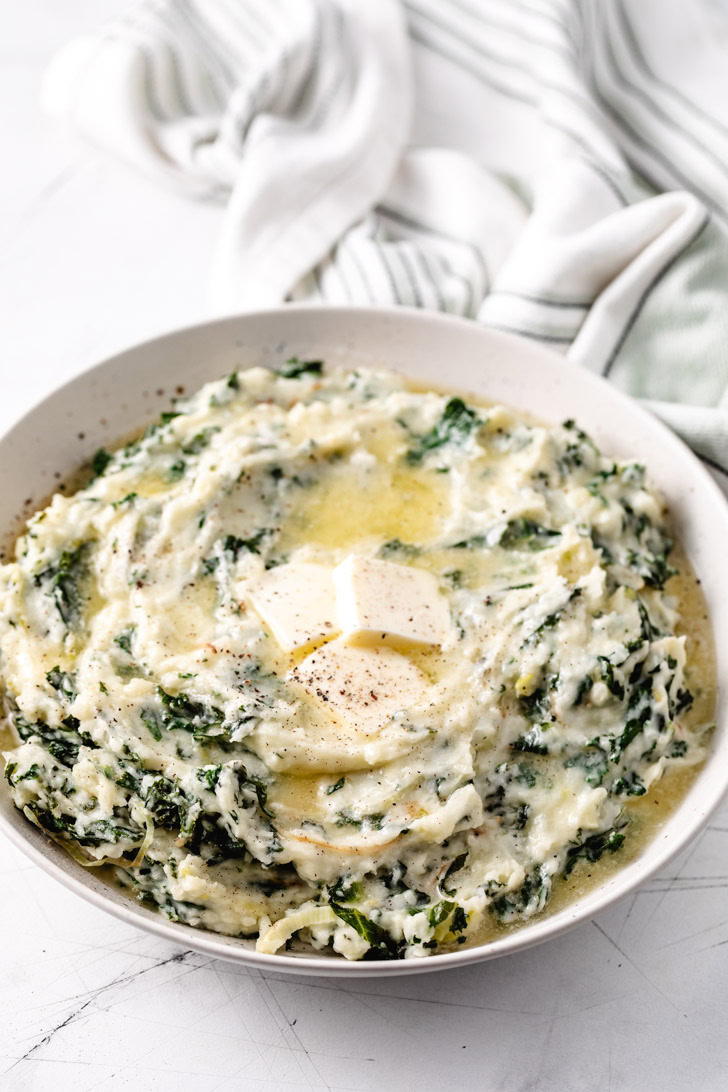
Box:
left=43, top=0, right=728, bottom=478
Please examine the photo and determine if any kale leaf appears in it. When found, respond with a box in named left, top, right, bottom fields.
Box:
left=511, top=725, right=550, bottom=755
left=34, top=544, right=89, bottom=626
left=499, top=519, right=561, bottom=551
left=439, top=852, right=468, bottom=896
left=278, top=358, right=324, bottom=379
left=91, top=448, right=113, bottom=479
left=564, top=747, right=609, bottom=786
left=329, top=902, right=403, bottom=959
left=14, top=713, right=95, bottom=768
left=563, top=825, right=625, bottom=877
left=223, top=531, right=268, bottom=559
left=46, top=666, right=76, bottom=701
left=154, top=687, right=225, bottom=742
left=406, top=398, right=481, bottom=463
left=181, top=427, right=219, bottom=455
left=613, top=771, right=646, bottom=796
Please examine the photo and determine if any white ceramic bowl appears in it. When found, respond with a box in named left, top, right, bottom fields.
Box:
left=1, top=306, right=727, bottom=977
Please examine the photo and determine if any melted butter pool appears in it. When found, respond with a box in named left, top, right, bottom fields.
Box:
left=280, top=464, right=451, bottom=553
left=278, top=420, right=452, bottom=555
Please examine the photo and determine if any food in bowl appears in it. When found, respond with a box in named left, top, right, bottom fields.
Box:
left=0, top=361, right=715, bottom=960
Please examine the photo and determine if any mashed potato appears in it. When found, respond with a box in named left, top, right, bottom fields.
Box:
left=0, top=361, right=711, bottom=959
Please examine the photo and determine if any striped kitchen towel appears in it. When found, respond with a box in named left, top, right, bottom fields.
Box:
left=43, top=0, right=728, bottom=480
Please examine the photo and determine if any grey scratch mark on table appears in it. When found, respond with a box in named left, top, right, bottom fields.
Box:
left=262, top=974, right=543, bottom=1017
left=4, top=950, right=194, bottom=1074
left=255, top=970, right=334, bottom=1090
left=591, top=920, right=683, bottom=1016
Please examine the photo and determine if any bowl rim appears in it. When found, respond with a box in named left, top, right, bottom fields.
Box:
left=2, top=302, right=727, bottom=977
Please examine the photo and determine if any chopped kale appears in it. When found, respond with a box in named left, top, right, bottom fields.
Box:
left=444, top=569, right=464, bottom=588
left=590, top=531, right=614, bottom=564
left=223, top=531, right=268, bottom=559
left=602, top=704, right=652, bottom=761
left=491, top=866, right=551, bottom=919
left=628, top=548, right=676, bottom=591
left=636, top=597, right=657, bottom=642
left=406, top=398, right=481, bottom=463
left=77, top=819, right=142, bottom=847
left=499, top=519, right=561, bottom=551
left=46, top=666, right=76, bottom=701
left=34, top=543, right=89, bottom=626
left=598, top=657, right=625, bottom=701
left=563, top=825, right=626, bottom=877
left=620, top=503, right=675, bottom=589
left=573, top=676, right=593, bottom=706
left=671, top=688, right=694, bottom=716
left=114, top=627, right=135, bottom=656
left=586, top=464, right=617, bottom=504
left=168, top=459, right=186, bottom=482
left=556, top=420, right=599, bottom=477
left=182, top=427, right=219, bottom=455
left=427, top=899, right=456, bottom=928
left=377, top=539, right=422, bottom=558
left=115, top=767, right=141, bottom=794
left=141, top=709, right=163, bottom=741
left=278, top=357, right=324, bottom=379
left=450, top=906, right=468, bottom=935
left=329, top=902, right=403, bottom=959
left=439, top=852, right=468, bottom=896
left=524, top=589, right=581, bottom=646
left=197, top=765, right=223, bottom=792
left=327, top=876, right=363, bottom=903
left=143, top=774, right=192, bottom=831
left=91, top=448, right=113, bottom=479
left=514, top=763, right=537, bottom=788
left=613, top=771, right=646, bottom=796
left=154, top=687, right=225, bottom=742
left=197, top=820, right=250, bottom=866
left=450, top=534, right=487, bottom=550
left=511, top=725, right=550, bottom=755
left=10, top=763, right=40, bottom=783
left=519, top=683, right=555, bottom=723
left=237, top=769, right=274, bottom=819
left=14, top=712, right=95, bottom=768
left=25, top=805, right=76, bottom=836
left=484, top=786, right=531, bottom=830
left=111, top=492, right=137, bottom=509
left=565, top=748, right=609, bottom=786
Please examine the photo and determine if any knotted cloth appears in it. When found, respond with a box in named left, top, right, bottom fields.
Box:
left=43, top=0, right=728, bottom=478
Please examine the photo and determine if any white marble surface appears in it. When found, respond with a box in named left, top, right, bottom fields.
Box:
left=2, top=5, right=728, bottom=1090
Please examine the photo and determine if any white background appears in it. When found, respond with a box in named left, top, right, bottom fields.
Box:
left=2, top=4, right=728, bottom=1090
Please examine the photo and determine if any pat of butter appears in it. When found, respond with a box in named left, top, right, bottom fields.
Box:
left=249, top=562, right=338, bottom=652
left=291, top=636, right=427, bottom=735
left=334, top=555, right=450, bottom=647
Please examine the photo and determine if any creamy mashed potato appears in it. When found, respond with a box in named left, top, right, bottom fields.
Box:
left=0, top=361, right=714, bottom=960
